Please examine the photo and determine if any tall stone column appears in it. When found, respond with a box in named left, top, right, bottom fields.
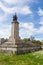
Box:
left=9, top=14, right=20, bottom=44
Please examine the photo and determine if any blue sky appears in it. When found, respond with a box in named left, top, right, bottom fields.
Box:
left=0, top=0, right=43, bottom=40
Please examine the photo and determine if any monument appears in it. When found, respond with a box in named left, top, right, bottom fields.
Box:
left=9, top=13, right=21, bottom=44
left=0, top=14, right=40, bottom=54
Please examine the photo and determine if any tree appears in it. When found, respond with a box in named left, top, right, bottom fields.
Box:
left=35, top=40, right=42, bottom=45
left=23, top=38, right=30, bottom=42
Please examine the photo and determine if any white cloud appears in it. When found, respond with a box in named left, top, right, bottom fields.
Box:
left=3, top=0, right=38, bottom=5
left=0, top=13, right=11, bottom=38
left=21, top=6, right=32, bottom=15
left=40, top=21, right=43, bottom=25
left=39, top=17, right=43, bottom=25
left=0, top=13, right=8, bottom=23
left=3, top=0, right=25, bottom=5
left=0, top=23, right=11, bottom=38
left=20, top=22, right=34, bottom=29
left=19, top=22, right=37, bottom=38
left=38, top=8, right=43, bottom=16
left=4, top=0, right=24, bottom=4
left=19, top=22, right=43, bottom=39
left=37, top=26, right=43, bottom=34
left=0, top=2, right=32, bottom=15
left=38, top=8, right=43, bottom=35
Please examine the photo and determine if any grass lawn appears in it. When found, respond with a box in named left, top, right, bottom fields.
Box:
left=0, top=50, right=43, bottom=65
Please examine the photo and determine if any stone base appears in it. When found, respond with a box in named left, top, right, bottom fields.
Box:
left=9, top=36, right=22, bottom=45
left=0, top=46, right=40, bottom=54
left=0, top=41, right=40, bottom=54
left=0, top=40, right=41, bottom=54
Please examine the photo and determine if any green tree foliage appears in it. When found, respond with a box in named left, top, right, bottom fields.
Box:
left=35, top=40, right=42, bottom=45
left=23, top=38, right=30, bottom=42
left=23, top=37, right=42, bottom=45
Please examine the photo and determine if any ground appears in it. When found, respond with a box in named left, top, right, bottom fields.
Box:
left=0, top=50, right=43, bottom=65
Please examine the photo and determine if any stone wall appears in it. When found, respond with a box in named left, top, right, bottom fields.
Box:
left=0, top=40, right=41, bottom=54
left=17, top=46, right=40, bottom=54
left=0, top=45, right=41, bottom=54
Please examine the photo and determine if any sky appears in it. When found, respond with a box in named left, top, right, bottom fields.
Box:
left=0, top=0, right=43, bottom=40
